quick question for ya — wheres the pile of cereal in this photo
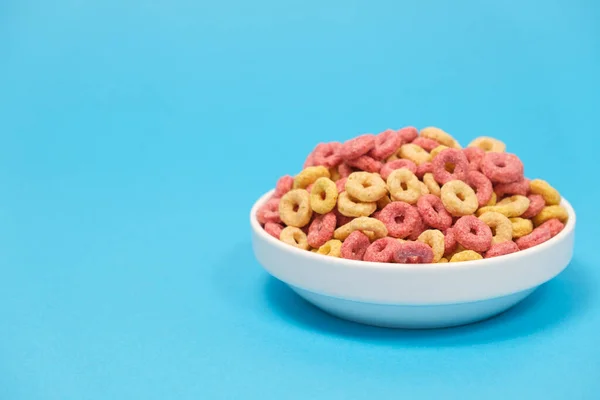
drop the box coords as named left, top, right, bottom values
left=256, top=127, right=568, bottom=263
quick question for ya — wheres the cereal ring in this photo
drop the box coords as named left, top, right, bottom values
left=279, top=189, right=313, bottom=227
left=378, top=201, right=420, bottom=238
left=397, top=126, right=418, bottom=142
left=257, top=197, right=282, bottom=224
left=329, top=167, right=341, bottom=182
left=335, top=177, right=347, bottom=193
left=369, top=129, right=403, bottom=160
left=532, top=205, right=568, bottom=226
left=312, top=142, right=343, bottom=168
left=337, top=191, right=377, bottom=217
left=478, top=211, right=512, bottom=244
left=417, top=229, right=445, bottom=263
left=494, top=178, right=530, bottom=198
left=345, top=172, right=388, bottom=202
left=334, top=217, right=388, bottom=241
left=453, top=215, right=493, bottom=252
left=380, top=159, right=417, bottom=180
left=509, top=217, right=533, bottom=239
left=515, top=226, right=552, bottom=250
left=485, top=241, right=519, bottom=258
left=307, top=212, right=336, bottom=248
left=408, top=212, right=428, bottom=241
left=264, top=222, right=284, bottom=239
left=438, top=258, right=449, bottom=263
left=387, top=168, right=422, bottom=204
left=417, top=194, right=453, bottom=231
left=463, top=146, right=485, bottom=171
left=338, top=163, right=354, bottom=178
left=468, top=136, right=506, bottom=153
left=416, top=162, right=433, bottom=179
left=419, top=181, right=429, bottom=195
left=393, top=242, right=434, bottom=264
left=412, top=137, right=440, bottom=152
left=339, top=134, right=376, bottom=160
left=440, top=180, right=479, bottom=216
left=537, top=218, right=565, bottom=237
left=280, top=226, right=310, bottom=250
left=466, top=170, right=493, bottom=207
left=487, top=192, right=497, bottom=206
left=340, top=231, right=370, bottom=260
left=423, top=173, right=441, bottom=197
left=450, top=250, right=483, bottom=262
left=529, top=179, right=561, bottom=206
left=420, top=127, right=461, bottom=148
left=399, top=143, right=431, bottom=165
left=432, top=148, right=469, bottom=184
left=376, top=194, right=391, bottom=210
left=521, top=194, right=545, bottom=218
left=310, top=177, right=338, bottom=214
left=363, top=237, right=401, bottom=263
left=345, top=154, right=383, bottom=173
left=316, top=239, right=343, bottom=257
left=293, top=166, right=330, bottom=189
left=477, top=195, right=530, bottom=218
left=481, top=152, right=524, bottom=183
left=274, top=175, right=294, bottom=198
left=430, top=145, right=449, bottom=159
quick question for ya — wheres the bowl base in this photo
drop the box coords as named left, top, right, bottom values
left=291, top=286, right=536, bottom=329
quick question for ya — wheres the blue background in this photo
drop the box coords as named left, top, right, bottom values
left=1, top=0, right=599, bottom=399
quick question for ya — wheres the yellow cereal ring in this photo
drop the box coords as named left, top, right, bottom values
left=333, top=217, right=388, bottom=241
left=486, top=192, right=497, bottom=206
left=387, top=168, right=422, bottom=204
left=316, top=239, right=343, bottom=257
left=438, top=257, right=449, bottom=263
left=430, top=145, right=450, bottom=159
left=329, top=167, right=341, bottom=182
left=440, top=180, right=478, bottom=216
left=345, top=172, right=388, bottom=202
left=468, top=136, right=506, bottom=153
left=417, top=229, right=445, bottom=263
left=293, top=166, right=330, bottom=189
left=450, top=250, right=483, bottom=262
left=532, top=205, right=569, bottom=226
left=529, top=179, right=561, bottom=206
left=311, top=248, right=318, bottom=252
left=419, top=181, right=430, bottom=195
left=399, top=143, right=431, bottom=165
left=478, top=211, right=512, bottom=244
left=310, top=177, right=338, bottom=214
left=279, top=189, right=313, bottom=227
left=477, top=195, right=530, bottom=218
left=280, top=226, right=310, bottom=250
left=423, top=173, right=441, bottom=196
left=420, top=127, right=461, bottom=149
left=509, top=217, right=533, bottom=239
left=337, top=191, right=377, bottom=217
left=376, top=194, right=392, bottom=210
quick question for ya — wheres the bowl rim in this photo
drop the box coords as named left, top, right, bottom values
left=250, top=189, right=576, bottom=270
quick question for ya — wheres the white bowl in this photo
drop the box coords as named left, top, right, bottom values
left=250, top=190, right=576, bottom=329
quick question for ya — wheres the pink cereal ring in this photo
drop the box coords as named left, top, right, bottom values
left=432, top=148, right=469, bottom=184
left=369, top=129, right=403, bottom=160
left=339, top=134, right=376, bottom=161
left=453, top=215, right=493, bottom=252
left=256, top=197, right=281, bottom=224
left=378, top=201, right=420, bottom=238
left=481, top=152, right=524, bottom=183
left=494, top=178, right=530, bottom=198
left=520, top=194, right=545, bottom=218
left=516, top=226, right=552, bottom=250
left=274, top=175, right=294, bottom=198
left=338, top=163, right=354, bottom=178
left=408, top=212, right=428, bottom=241
left=417, top=194, right=452, bottom=231
left=335, top=177, right=347, bottom=193
left=485, top=241, right=519, bottom=258
left=393, top=242, right=434, bottom=264
left=340, top=230, right=371, bottom=260
left=363, top=237, right=401, bottom=263
left=416, top=162, right=433, bottom=179
left=345, top=154, right=382, bottom=173
left=397, top=126, right=418, bottom=143
left=412, top=137, right=440, bottom=152
left=537, top=218, right=565, bottom=237
left=444, top=228, right=458, bottom=256
left=264, top=222, right=284, bottom=239
left=307, top=212, right=337, bottom=248
left=466, top=170, right=493, bottom=207
left=312, top=142, right=343, bottom=168
left=463, top=147, right=485, bottom=171
left=380, top=159, right=418, bottom=180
